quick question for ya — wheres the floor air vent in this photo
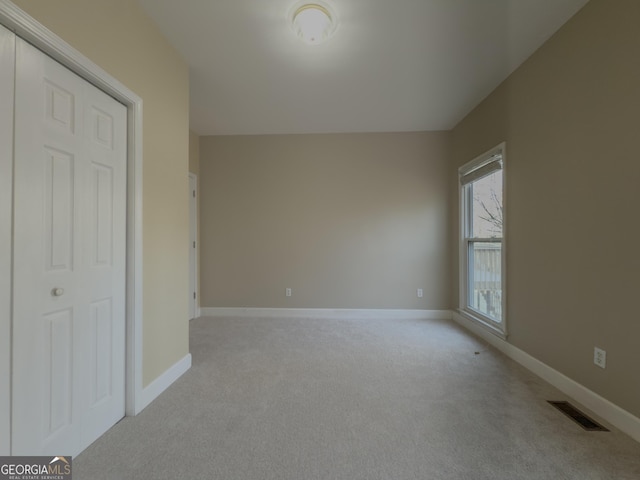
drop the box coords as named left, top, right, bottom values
left=548, top=401, right=609, bottom=432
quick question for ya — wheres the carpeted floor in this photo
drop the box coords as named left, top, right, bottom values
left=75, top=315, right=640, bottom=479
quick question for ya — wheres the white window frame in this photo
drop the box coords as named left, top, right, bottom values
left=458, top=143, right=507, bottom=338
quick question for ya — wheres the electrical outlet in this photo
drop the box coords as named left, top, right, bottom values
left=417, top=288, right=423, bottom=298
left=594, top=347, right=606, bottom=369
left=285, top=288, right=292, bottom=297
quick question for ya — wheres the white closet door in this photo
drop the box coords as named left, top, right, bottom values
left=12, top=38, right=127, bottom=456
left=0, top=23, right=15, bottom=457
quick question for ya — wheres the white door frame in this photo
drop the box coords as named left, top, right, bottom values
left=0, top=0, right=145, bottom=455
left=0, top=22, right=15, bottom=456
left=188, top=173, right=199, bottom=320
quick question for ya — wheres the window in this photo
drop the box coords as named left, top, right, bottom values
left=459, top=144, right=505, bottom=335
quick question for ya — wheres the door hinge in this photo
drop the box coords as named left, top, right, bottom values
left=192, top=190, right=196, bottom=198
left=193, top=241, right=196, bottom=248
left=193, top=292, right=196, bottom=299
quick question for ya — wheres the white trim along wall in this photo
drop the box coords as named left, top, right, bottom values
left=451, top=311, right=640, bottom=444
left=0, top=0, right=153, bottom=455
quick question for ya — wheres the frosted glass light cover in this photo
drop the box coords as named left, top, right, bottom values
left=290, top=3, right=337, bottom=45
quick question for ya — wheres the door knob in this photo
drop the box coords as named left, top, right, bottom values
left=52, top=287, right=65, bottom=297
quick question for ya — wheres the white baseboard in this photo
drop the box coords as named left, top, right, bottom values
left=200, top=307, right=452, bottom=321
left=452, top=311, right=640, bottom=443
left=188, top=307, right=201, bottom=321
left=137, top=353, right=191, bottom=413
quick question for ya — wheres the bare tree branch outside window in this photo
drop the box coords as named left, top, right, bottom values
left=476, top=187, right=503, bottom=233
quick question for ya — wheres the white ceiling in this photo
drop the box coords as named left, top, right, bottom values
left=137, top=0, right=589, bottom=136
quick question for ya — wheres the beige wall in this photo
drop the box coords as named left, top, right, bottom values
left=450, top=0, right=640, bottom=417
left=200, top=133, right=451, bottom=309
left=12, top=0, right=191, bottom=386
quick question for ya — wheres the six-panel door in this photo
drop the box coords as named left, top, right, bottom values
left=12, top=38, right=127, bottom=457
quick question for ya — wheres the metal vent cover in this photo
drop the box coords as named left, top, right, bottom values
left=548, top=401, right=609, bottom=432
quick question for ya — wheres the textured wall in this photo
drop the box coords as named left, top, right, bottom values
left=200, top=132, right=451, bottom=310
left=450, top=0, right=640, bottom=417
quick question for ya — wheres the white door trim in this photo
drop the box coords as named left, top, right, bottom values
left=188, top=173, right=198, bottom=320
left=0, top=22, right=15, bottom=456
left=0, top=1, right=145, bottom=456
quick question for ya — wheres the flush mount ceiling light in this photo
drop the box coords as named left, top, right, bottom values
left=289, top=1, right=338, bottom=45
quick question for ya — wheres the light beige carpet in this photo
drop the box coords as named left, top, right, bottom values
left=75, top=315, right=640, bottom=479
